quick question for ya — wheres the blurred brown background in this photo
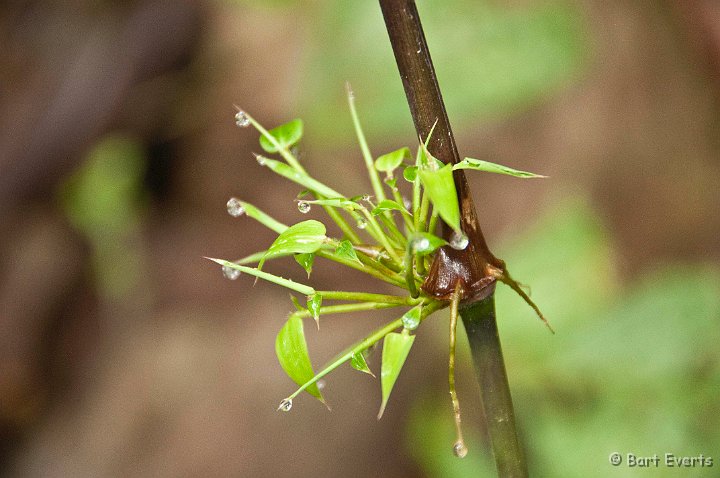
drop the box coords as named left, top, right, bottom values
left=1, top=1, right=719, bottom=477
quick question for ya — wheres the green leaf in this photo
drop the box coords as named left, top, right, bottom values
left=454, top=157, right=546, bottom=178
left=258, top=157, right=342, bottom=198
left=378, top=332, right=415, bottom=418
left=294, top=253, right=314, bottom=278
left=384, top=177, right=398, bottom=188
left=351, top=351, right=375, bottom=377
left=403, top=166, right=418, bottom=182
left=206, top=258, right=316, bottom=295
left=307, top=294, right=322, bottom=325
left=275, top=315, right=324, bottom=402
left=418, top=164, right=460, bottom=231
left=335, top=239, right=363, bottom=266
left=371, top=199, right=409, bottom=216
left=259, top=220, right=327, bottom=270
left=375, top=147, right=411, bottom=175
left=259, top=119, right=303, bottom=153
left=239, top=201, right=288, bottom=234
left=409, top=232, right=448, bottom=256
left=401, top=305, right=422, bottom=331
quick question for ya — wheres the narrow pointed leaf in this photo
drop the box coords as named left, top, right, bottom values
left=259, top=119, right=303, bottom=153
left=275, top=315, right=324, bottom=401
left=378, top=332, right=416, bottom=418
left=294, top=253, right=314, bottom=278
left=206, top=258, right=315, bottom=295
left=351, top=351, right=375, bottom=377
left=371, top=199, right=410, bottom=216
left=453, top=157, right=547, bottom=178
left=418, top=164, right=460, bottom=231
left=259, top=220, right=326, bottom=270
left=335, top=239, right=363, bottom=265
left=375, top=147, right=411, bottom=174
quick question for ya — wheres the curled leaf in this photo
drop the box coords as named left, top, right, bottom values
left=454, top=157, right=546, bottom=178
left=418, top=164, right=460, bottom=232
left=294, top=253, right=314, bottom=278
left=335, top=239, right=363, bottom=266
left=276, top=315, right=324, bottom=402
left=259, top=119, right=304, bottom=153
left=307, top=294, right=323, bottom=326
left=350, top=351, right=375, bottom=377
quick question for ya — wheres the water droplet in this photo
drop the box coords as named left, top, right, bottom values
left=378, top=251, right=390, bottom=261
left=401, top=309, right=421, bottom=330
left=254, top=153, right=267, bottom=166
left=234, top=110, right=250, bottom=127
left=411, top=236, right=431, bottom=253
left=356, top=218, right=367, bottom=229
left=361, top=194, right=372, bottom=202
left=317, top=379, right=326, bottom=390
left=222, top=265, right=241, bottom=280
left=226, top=197, right=245, bottom=217
left=450, top=231, right=469, bottom=250
left=297, top=201, right=311, bottom=214
left=402, top=196, right=412, bottom=210
left=277, top=398, right=293, bottom=412
left=453, top=441, right=468, bottom=458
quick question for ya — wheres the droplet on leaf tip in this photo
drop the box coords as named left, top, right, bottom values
left=277, top=398, right=293, bottom=412
left=453, top=441, right=468, bottom=458
left=450, top=231, right=469, bottom=250
left=317, top=379, right=326, bottom=390
left=222, top=265, right=241, bottom=280
left=234, top=110, right=250, bottom=128
left=226, top=197, right=245, bottom=217
left=297, top=200, right=311, bottom=214
left=254, top=153, right=267, bottom=166
left=410, top=236, right=430, bottom=253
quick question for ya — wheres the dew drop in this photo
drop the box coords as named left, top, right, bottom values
left=226, top=197, right=245, bottom=217
left=222, top=265, right=241, bottom=280
left=277, top=398, right=293, bottom=412
left=402, top=196, right=412, bottom=210
left=401, top=310, right=420, bottom=331
left=234, top=110, right=250, bottom=128
left=411, top=236, right=431, bottom=253
left=356, top=218, right=367, bottom=229
left=297, top=200, right=311, bottom=214
left=317, top=379, right=326, bottom=390
left=361, top=194, right=372, bottom=202
left=255, top=154, right=268, bottom=166
left=453, top=441, right=468, bottom=458
left=450, top=231, right=469, bottom=250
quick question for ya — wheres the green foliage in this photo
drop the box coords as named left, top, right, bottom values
left=379, top=332, right=416, bottom=418
left=351, top=351, right=375, bottom=376
left=275, top=315, right=324, bottom=402
left=214, top=103, right=543, bottom=422
left=454, top=158, right=546, bottom=178
left=418, top=164, right=461, bottom=232
left=259, top=118, right=303, bottom=153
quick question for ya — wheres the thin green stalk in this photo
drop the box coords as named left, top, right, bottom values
left=318, top=291, right=422, bottom=305
left=359, top=207, right=402, bottom=264
left=290, top=302, right=402, bottom=320
left=347, top=83, right=386, bottom=203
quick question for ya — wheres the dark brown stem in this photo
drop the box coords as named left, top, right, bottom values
left=379, top=1, right=527, bottom=476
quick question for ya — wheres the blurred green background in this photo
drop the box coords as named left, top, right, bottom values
left=1, top=0, right=718, bottom=477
